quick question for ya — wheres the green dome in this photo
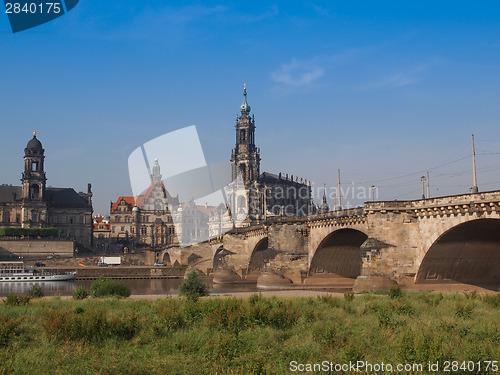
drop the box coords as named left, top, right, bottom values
left=240, top=87, right=251, bottom=114
left=132, top=205, right=139, bottom=212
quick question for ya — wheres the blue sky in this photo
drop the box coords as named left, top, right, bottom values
left=1, top=1, right=500, bottom=214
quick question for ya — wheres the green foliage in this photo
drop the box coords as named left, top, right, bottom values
left=0, top=227, right=58, bottom=237
left=482, top=292, right=500, bottom=307
left=179, top=270, right=209, bottom=301
left=4, top=293, right=30, bottom=306
left=43, top=309, right=139, bottom=342
left=455, top=301, right=474, bottom=319
left=0, top=316, right=22, bottom=347
left=74, top=307, right=85, bottom=314
left=28, top=285, right=44, bottom=298
left=343, top=291, right=354, bottom=302
left=389, top=286, right=403, bottom=299
left=0, top=291, right=498, bottom=373
left=90, top=276, right=131, bottom=298
left=72, top=286, right=89, bottom=300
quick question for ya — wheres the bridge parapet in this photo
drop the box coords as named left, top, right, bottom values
left=365, top=190, right=500, bottom=217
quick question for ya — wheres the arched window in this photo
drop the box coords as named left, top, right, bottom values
left=30, top=184, right=40, bottom=199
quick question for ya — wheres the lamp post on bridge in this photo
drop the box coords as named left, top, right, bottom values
left=421, top=176, right=426, bottom=199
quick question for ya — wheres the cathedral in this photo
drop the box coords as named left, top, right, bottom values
left=227, top=86, right=313, bottom=221
left=0, top=132, right=93, bottom=246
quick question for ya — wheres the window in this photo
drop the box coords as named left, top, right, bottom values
left=121, top=226, right=125, bottom=232
left=53, top=215, right=58, bottom=224
left=31, top=161, right=38, bottom=171
left=78, top=216, right=83, bottom=224
left=115, top=216, right=121, bottom=223
left=69, top=216, right=75, bottom=224
left=30, top=184, right=40, bottom=199
left=2, top=211, right=10, bottom=223
left=62, top=216, right=67, bottom=224
left=112, top=226, right=115, bottom=233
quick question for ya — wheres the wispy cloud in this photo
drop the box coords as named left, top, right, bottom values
left=311, top=5, right=335, bottom=17
left=242, top=5, right=279, bottom=23
left=271, top=58, right=324, bottom=87
left=106, top=5, right=228, bottom=41
left=359, top=63, right=430, bottom=90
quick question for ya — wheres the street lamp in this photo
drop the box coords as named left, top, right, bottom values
left=421, top=176, right=426, bottom=199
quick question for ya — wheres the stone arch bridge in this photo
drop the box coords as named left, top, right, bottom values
left=166, top=191, right=500, bottom=288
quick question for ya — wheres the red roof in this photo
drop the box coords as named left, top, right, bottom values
left=110, top=180, right=179, bottom=213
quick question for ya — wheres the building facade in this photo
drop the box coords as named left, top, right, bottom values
left=109, top=158, right=216, bottom=248
left=0, top=132, right=93, bottom=247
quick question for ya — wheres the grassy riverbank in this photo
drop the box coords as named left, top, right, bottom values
left=0, top=291, right=499, bottom=374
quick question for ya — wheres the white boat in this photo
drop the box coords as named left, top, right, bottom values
left=0, top=262, right=77, bottom=282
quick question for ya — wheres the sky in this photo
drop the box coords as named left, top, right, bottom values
left=1, top=1, right=500, bottom=214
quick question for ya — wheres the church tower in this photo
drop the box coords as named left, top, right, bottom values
left=231, top=85, right=261, bottom=185
left=21, top=131, right=46, bottom=201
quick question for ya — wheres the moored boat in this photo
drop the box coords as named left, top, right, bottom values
left=0, top=262, right=77, bottom=282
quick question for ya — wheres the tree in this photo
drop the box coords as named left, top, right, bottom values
left=179, top=269, right=209, bottom=301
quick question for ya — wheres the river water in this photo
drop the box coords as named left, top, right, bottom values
left=0, top=278, right=259, bottom=297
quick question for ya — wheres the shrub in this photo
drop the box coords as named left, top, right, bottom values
left=482, top=293, right=500, bottom=307
left=179, top=270, right=209, bottom=301
left=155, top=298, right=186, bottom=335
left=0, top=316, right=22, bottom=347
left=455, top=301, right=474, bottom=319
left=72, top=286, right=89, bottom=300
left=4, top=293, right=30, bottom=306
left=74, top=307, right=85, bottom=314
left=90, top=276, right=131, bottom=298
left=344, top=291, right=354, bottom=302
left=44, top=309, right=138, bottom=342
left=28, top=285, right=44, bottom=298
left=389, top=286, right=403, bottom=299
left=0, top=227, right=58, bottom=237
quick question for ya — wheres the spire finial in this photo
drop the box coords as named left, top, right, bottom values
left=240, top=84, right=251, bottom=115
left=33, top=130, right=36, bottom=137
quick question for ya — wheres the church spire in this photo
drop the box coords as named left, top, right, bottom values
left=240, top=84, right=251, bottom=116
left=320, top=184, right=329, bottom=213
left=152, top=158, right=162, bottom=183
left=231, top=85, right=260, bottom=185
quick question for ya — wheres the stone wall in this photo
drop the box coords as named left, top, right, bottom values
left=0, top=240, right=74, bottom=259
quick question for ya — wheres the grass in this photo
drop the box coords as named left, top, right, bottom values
left=0, top=292, right=499, bottom=374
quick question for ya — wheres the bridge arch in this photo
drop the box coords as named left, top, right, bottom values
left=248, top=237, right=275, bottom=271
left=309, top=228, right=368, bottom=278
left=213, top=246, right=236, bottom=269
left=416, top=218, right=500, bottom=286
left=162, top=252, right=171, bottom=265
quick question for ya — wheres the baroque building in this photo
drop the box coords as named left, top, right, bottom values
left=109, top=159, right=178, bottom=248
left=0, top=132, right=93, bottom=247
left=109, top=159, right=214, bottom=248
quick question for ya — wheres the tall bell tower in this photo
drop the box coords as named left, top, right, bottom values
left=21, top=131, right=46, bottom=201
left=231, top=85, right=261, bottom=185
